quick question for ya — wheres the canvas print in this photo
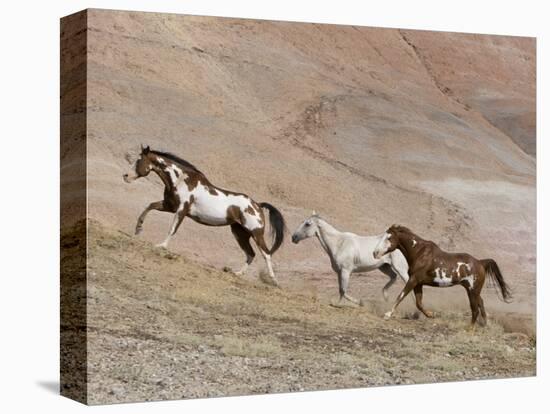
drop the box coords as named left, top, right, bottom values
left=60, top=9, right=536, bottom=405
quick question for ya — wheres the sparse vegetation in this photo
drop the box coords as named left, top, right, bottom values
left=59, top=221, right=538, bottom=404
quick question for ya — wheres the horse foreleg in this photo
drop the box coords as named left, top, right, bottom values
left=413, top=285, right=433, bottom=318
left=156, top=207, right=187, bottom=249
left=384, top=278, right=417, bottom=320
left=135, top=201, right=166, bottom=235
left=336, top=269, right=360, bottom=306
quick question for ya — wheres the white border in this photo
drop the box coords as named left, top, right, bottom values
left=0, top=1, right=546, bottom=413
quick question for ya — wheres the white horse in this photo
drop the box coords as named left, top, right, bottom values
left=292, top=213, right=409, bottom=306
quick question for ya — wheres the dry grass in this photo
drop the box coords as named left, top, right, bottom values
left=73, top=221, right=536, bottom=404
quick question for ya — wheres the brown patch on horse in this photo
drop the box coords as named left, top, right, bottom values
left=250, top=226, right=270, bottom=254
left=226, top=205, right=242, bottom=224
left=245, top=205, right=257, bottom=216
left=183, top=174, right=201, bottom=192
left=162, top=188, right=180, bottom=213
left=230, top=223, right=255, bottom=260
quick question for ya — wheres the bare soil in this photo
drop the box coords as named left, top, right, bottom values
left=74, top=221, right=535, bottom=405
left=59, top=10, right=536, bottom=404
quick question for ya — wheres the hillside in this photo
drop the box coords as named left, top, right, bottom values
left=76, top=221, right=533, bottom=404
left=73, top=10, right=536, bottom=321
left=59, top=9, right=536, bottom=403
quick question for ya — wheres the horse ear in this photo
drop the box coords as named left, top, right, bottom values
left=312, top=210, right=317, bottom=216
left=142, top=145, right=150, bottom=154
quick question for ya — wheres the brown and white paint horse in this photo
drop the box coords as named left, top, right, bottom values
left=373, top=225, right=512, bottom=326
left=123, top=146, right=286, bottom=286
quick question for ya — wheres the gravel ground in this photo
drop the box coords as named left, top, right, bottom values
left=64, top=222, right=536, bottom=404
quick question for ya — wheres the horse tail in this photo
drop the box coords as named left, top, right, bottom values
left=259, top=202, right=286, bottom=255
left=482, top=259, right=512, bottom=303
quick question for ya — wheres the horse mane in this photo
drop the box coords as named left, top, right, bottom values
left=390, top=224, right=432, bottom=245
left=150, top=150, right=203, bottom=174
left=390, top=224, right=417, bottom=238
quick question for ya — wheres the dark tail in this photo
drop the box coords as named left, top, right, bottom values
left=482, top=259, right=512, bottom=303
left=260, top=202, right=286, bottom=255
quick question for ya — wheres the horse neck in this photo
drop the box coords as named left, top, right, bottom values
left=151, top=164, right=175, bottom=189
left=396, top=232, right=419, bottom=267
left=315, top=220, right=342, bottom=256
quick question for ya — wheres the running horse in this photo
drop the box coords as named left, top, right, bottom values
left=373, top=225, right=512, bottom=326
left=292, top=213, right=409, bottom=306
left=123, top=146, right=286, bottom=286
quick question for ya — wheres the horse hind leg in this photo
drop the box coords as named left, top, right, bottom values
left=378, top=264, right=398, bottom=301
left=251, top=229, right=279, bottom=287
left=466, top=289, right=481, bottom=329
left=478, top=296, right=487, bottom=327
left=230, top=224, right=255, bottom=276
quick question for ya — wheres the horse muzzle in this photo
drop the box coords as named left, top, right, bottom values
left=291, top=234, right=300, bottom=244
left=123, top=173, right=136, bottom=183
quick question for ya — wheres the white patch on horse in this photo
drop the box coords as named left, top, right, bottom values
left=184, top=184, right=262, bottom=230
left=166, top=165, right=182, bottom=184
left=411, top=239, right=417, bottom=247
left=463, top=275, right=475, bottom=290
left=376, top=232, right=392, bottom=257
left=434, top=267, right=453, bottom=286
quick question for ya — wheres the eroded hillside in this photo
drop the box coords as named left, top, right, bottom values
left=77, top=221, right=534, bottom=404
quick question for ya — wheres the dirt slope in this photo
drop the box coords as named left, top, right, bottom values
left=58, top=10, right=537, bottom=402
left=78, top=222, right=533, bottom=404
left=75, top=10, right=536, bottom=323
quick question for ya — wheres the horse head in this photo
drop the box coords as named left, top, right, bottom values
left=291, top=211, right=321, bottom=244
left=123, top=145, right=154, bottom=183
left=373, top=225, right=402, bottom=259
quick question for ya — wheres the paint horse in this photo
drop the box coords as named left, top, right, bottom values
left=292, top=213, right=409, bottom=306
left=123, top=146, right=286, bottom=286
left=373, top=225, right=512, bottom=326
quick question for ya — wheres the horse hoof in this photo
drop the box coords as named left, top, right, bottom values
left=135, top=227, right=142, bottom=235
left=383, top=312, right=392, bottom=320
left=359, top=299, right=366, bottom=307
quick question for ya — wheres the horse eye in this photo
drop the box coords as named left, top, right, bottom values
left=305, top=222, right=311, bottom=227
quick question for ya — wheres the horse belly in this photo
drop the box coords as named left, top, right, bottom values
left=188, top=193, right=231, bottom=226
left=353, top=264, right=380, bottom=273
left=431, top=267, right=455, bottom=287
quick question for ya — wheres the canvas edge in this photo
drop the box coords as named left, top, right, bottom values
left=60, top=8, right=88, bottom=405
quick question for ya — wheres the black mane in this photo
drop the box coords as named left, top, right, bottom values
left=151, top=150, right=203, bottom=174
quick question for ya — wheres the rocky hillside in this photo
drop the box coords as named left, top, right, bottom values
left=79, top=221, right=534, bottom=404
left=65, top=10, right=535, bottom=321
